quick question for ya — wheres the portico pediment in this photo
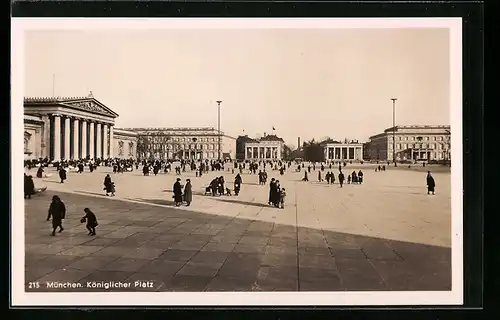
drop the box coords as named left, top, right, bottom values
left=61, top=99, right=118, bottom=118
left=24, top=96, right=119, bottom=119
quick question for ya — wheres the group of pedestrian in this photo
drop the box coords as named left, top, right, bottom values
left=46, top=195, right=98, bottom=236
left=258, top=170, right=268, bottom=185
left=268, top=178, right=286, bottom=209
left=173, top=178, right=193, bottom=206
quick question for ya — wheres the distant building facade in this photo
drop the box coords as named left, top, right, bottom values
left=118, top=127, right=236, bottom=160
left=113, top=129, right=138, bottom=159
left=244, top=134, right=285, bottom=161
left=365, top=125, right=451, bottom=162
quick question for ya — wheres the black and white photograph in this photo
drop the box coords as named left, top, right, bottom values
left=11, top=18, right=463, bottom=306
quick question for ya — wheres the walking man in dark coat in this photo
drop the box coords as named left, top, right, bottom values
left=47, top=195, right=66, bottom=236
left=173, top=178, right=183, bottom=206
left=358, top=170, right=364, bottom=184
left=338, top=171, right=345, bottom=188
left=426, top=171, right=436, bottom=195
left=58, top=167, right=67, bottom=183
left=24, top=174, right=35, bottom=199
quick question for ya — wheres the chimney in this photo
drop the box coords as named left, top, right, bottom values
left=298, top=137, right=301, bottom=150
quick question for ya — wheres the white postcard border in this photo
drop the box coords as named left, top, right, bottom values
left=11, top=18, right=463, bottom=306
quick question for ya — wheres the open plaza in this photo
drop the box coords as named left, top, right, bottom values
left=24, top=163, right=451, bottom=292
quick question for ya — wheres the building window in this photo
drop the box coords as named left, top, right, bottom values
left=398, top=136, right=402, bottom=141
left=423, top=143, right=427, bottom=148
left=404, top=136, right=408, bottom=141
left=397, top=144, right=401, bottom=150
left=432, top=136, right=436, bottom=141
left=439, top=136, right=443, bottom=141
left=424, top=136, right=429, bottom=141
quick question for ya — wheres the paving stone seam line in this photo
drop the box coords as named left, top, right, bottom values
left=294, top=182, right=300, bottom=291
left=194, top=199, right=252, bottom=291
left=365, top=258, right=390, bottom=290
left=320, top=226, right=344, bottom=289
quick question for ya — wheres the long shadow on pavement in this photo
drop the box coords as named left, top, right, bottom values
left=24, top=191, right=451, bottom=293
left=207, top=197, right=272, bottom=208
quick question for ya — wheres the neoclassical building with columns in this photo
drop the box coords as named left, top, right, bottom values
left=23, top=95, right=120, bottom=161
left=323, top=142, right=364, bottom=161
left=244, top=134, right=285, bottom=161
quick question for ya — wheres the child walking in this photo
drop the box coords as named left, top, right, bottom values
left=81, top=208, right=99, bottom=236
left=279, top=188, right=286, bottom=209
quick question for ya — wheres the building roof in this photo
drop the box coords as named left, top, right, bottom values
left=237, top=135, right=259, bottom=143
left=259, top=134, right=284, bottom=142
left=116, top=127, right=236, bottom=139
left=383, top=125, right=451, bottom=133
left=24, top=96, right=119, bottom=118
left=319, top=138, right=342, bottom=145
left=121, top=127, right=218, bottom=132
left=113, top=128, right=139, bottom=137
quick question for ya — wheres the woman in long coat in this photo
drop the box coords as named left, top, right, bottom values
left=218, top=176, right=225, bottom=196
left=104, top=174, right=113, bottom=196
left=24, top=174, right=35, bottom=199
left=426, top=171, right=436, bottom=195
left=47, top=195, right=66, bottom=236
left=268, top=178, right=276, bottom=204
left=173, top=178, right=183, bottom=206
left=36, top=166, right=44, bottom=178
left=358, top=170, right=364, bottom=184
left=183, top=179, right=193, bottom=206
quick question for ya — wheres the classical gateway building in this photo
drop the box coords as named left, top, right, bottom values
left=118, top=127, right=237, bottom=161
left=323, top=142, right=364, bottom=161
left=23, top=95, right=120, bottom=161
left=244, top=134, right=285, bottom=161
left=364, top=125, right=451, bottom=162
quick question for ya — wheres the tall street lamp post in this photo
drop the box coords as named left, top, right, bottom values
left=216, top=100, right=222, bottom=161
left=391, top=98, right=398, bottom=166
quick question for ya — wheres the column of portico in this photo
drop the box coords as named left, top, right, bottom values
left=96, top=123, right=102, bottom=159
left=109, top=125, right=114, bottom=158
left=102, top=124, right=109, bottom=159
left=73, top=118, right=79, bottom=159
left=53, top=114, right=61, bottom=161
left=81, top=120, right=87, bottom=158
left=63, top=117, right=70, bottom=160
left=89, top=122, right=95, bottom=159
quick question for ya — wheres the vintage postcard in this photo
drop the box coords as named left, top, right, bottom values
left=11, top=18, right=463, bottom=306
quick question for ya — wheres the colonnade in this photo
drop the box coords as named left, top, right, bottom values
left=245, top=145, right=281, bottom=160
left=51, top=113, right=114, bottom=161
left=325, top=146, right=362, bottom=161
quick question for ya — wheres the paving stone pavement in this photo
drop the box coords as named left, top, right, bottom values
left=23, top=164, right=452, bottom=292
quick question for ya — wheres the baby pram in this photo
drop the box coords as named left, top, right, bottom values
left=204, top=186, right=212, bottom=195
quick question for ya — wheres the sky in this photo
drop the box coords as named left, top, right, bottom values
left=24, top=27, right=450, bottom=148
